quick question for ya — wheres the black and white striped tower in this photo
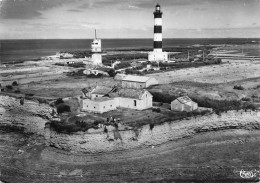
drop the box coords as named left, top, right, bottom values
left=153, top=3, right=163, bottom=53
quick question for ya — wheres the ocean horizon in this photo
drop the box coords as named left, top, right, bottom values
left=1, top=38, right=259, bottom=63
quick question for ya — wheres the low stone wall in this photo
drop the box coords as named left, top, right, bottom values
left=45, top=110, right=260, bottom=153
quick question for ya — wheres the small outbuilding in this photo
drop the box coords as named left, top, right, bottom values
left=122, top=75, right=158, bottom=89
left=171, top=96, right=198, bottom=112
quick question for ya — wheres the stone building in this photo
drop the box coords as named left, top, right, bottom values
left=171, top=96, right=198, bottom=112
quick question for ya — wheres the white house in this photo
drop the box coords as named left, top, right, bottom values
left=122, top=75, right=158, bottom=89
left=81, top=97, right=117, bottom=113
left=81, top=86, right=153, bottom=113
left=171, top=96, right=198, bottom=112
left=111, top=88, right=153, bottom=110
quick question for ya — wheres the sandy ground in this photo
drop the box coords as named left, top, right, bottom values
left=148, top=61, right=260, bottom=84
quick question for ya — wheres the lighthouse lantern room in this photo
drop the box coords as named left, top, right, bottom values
left=91, top=29, right=101, bottom=53
left=91, top=29, right=102, bottom=65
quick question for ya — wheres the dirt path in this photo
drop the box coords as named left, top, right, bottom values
left=0, top=129, right=259, bottom=182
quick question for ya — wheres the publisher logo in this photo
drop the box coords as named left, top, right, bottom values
left=238, top=169, right=259, bottom=179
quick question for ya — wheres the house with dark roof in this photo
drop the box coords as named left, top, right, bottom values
left=122, top=75, right=158, bottom=89
left=90, top=86, right=114, bottom=99
left=81, top=86, right=153, bottom=113
left=171, top=96, right=198, bottom=112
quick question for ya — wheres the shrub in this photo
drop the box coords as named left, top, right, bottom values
left=12, top=81, right=18, bottom=86
left=56, top=103, right=71, bottom=115
left=108, top=69, right=116, bottom=77
left=54, top=98, right=64, bottom=106
left=242, top=102, right=257, bottom=111
left=14, top=90, right=20, bottom=93
left=233, top=85, right=244, bottom=90
left=125, top=69, right=142, bottom=75
left=67, top=63, right=86, bottom=68
left=25, top=93, right=34, bottom=97
left=241, top=97, right=250, bottom=101
left=114, top=62, right=131, bottom=70
left=96, top=73, right=103, bottom=77
left=152, top=108, right=161, bottom=113
left=150, top=92, right=178, bottom=103
left=38, top=98, right=48, bottom=105
left=87, top=73, right=103, bottom=78
left=93, top=120, right=103, bottom=126
left=6, top=85, right=13, bottom=90
left=50, top=118, right=100, bottom=134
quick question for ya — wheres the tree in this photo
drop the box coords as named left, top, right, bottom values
left=108, top=69, right=116, bottom=77
left=12, top=81, right=18, bottom=86
left=56, top=103, right=71, bottom=115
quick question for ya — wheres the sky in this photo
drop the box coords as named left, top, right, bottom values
left=0, top=0, right=259, bottom=39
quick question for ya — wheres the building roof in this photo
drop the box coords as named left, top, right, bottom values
left=176, top=96, right=192, bottom=104
left=89, top=86, right=151, bottom=100
left=114, top=73, right=127, bottom=81
left=109, top=88, right=150, bottom=100
left=91, top=86, right=113, bottom=95
left=93, top=97, right=114, bottom=102
left=122, top=75, right=151, bottom=83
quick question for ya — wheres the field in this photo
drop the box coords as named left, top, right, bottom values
left=148, top=61, right=260, bottom=84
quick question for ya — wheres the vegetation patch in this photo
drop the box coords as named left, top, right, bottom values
left=50, top=115, right=104, bottom=134
left=233, top=85, right=244, bottom=90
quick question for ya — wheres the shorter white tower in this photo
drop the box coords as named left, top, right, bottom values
left=91, top=29, right=101, bottom=53
left=91, top=30, right=102, bottom=65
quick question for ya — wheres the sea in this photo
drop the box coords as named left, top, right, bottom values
left=0, top=38, right=259, bottom=64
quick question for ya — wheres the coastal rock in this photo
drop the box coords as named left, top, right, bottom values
left=0, top=95, right=53, bottom=135
left=45, top=110, right=260, bottom=153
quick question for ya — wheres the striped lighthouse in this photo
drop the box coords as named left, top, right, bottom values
left=148, top=4, right=168, bottom=62
left=153, top=4, right=163, bottom=53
